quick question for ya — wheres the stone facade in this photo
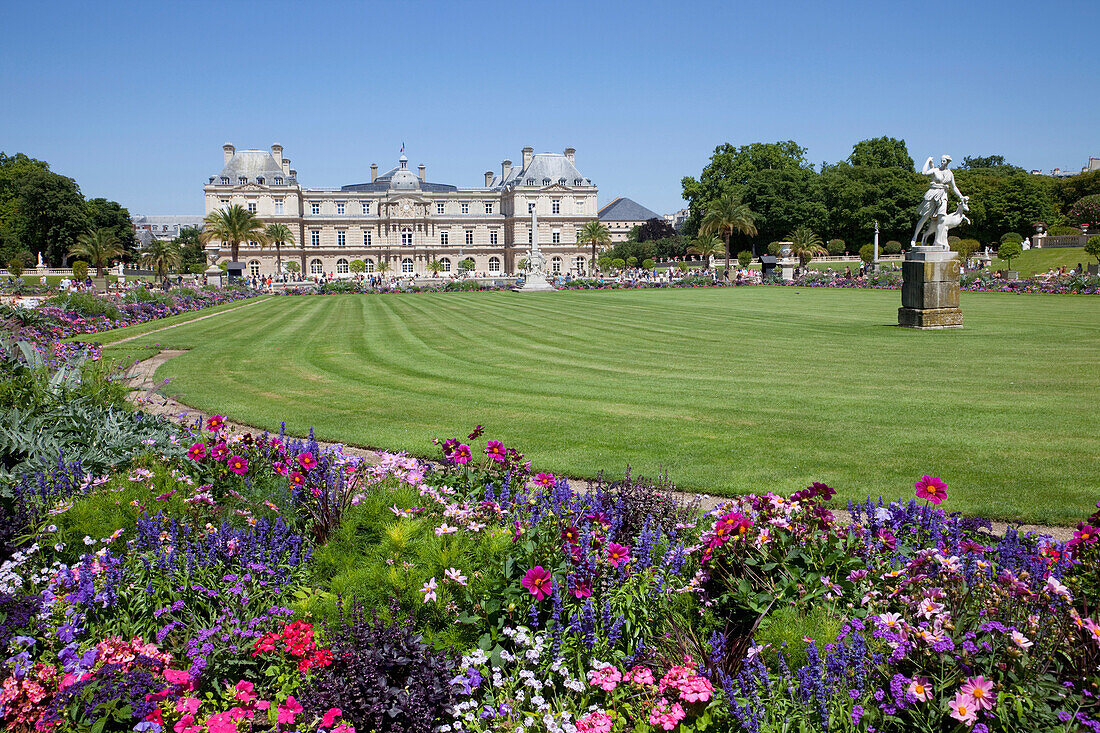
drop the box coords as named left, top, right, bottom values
left=203, top=144, right=598, bottom=278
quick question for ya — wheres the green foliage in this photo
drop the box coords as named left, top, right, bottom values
left=0, top=153, right=90, bottom=266
left=140, top=238, right=182, bottom=278
left=737, top=250, right=753, bottom=267
left=610, top=258, right=626, bottom=270
left=1047, top=225, right=1082, bottom=236
left=176, top=226, right=205, bottom=271
left=826, top=238, right=845, bottom=256
left=883, top=240, right=902, bottom=255
left=200, top=203, right=268, bottom=263
left=959, top=154, right=1026, bottom=175
left=766, top=241, right=781, bottom=256
left=1069, top=194, right=1100, bottom=226
left=285, top=260, right=300, bottom=273
left=46, top=291, right=122, bottom=319
left=458, top=258, right=475, bottom=272
left=687, top=236, right=724, bottom=264
left=1086, top=236, right=1100, bottom=264
left=69, top=228, right=125, bottom=277
left=85, top=197, right=136, bottom=254
left=640, top=258, right=655, bottom=271
left=71, top=260, right=88, bottom=280
left=349, top=259, right=365, bottom=273
left=859, top=243, right=874, bottom=263
left=787, top=226, right=826, bottom=266
left=847, top=136, right=914, bottom=171
left=6, top=257, right=24, bottom=278
left=951, top=238, right=981, bottom=260
left=998, top=240, right=1023, bottom=268
left=1000, top=231, right=1024, bottom=244
left=606, top=240, right=655, bottom=267
left=755, top=604, right=846, bottom=669
left=636, top=217, right=676, bottom=242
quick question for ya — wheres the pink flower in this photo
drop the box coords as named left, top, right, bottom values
left=332, top=725, right=355, bottom=733
left=187, top=442, right=206, bottom=461
left=534, top=472, right=555, bottom=487
left=908, top=676, right=933, bottom=702
left=878, top=528, right=897, bottom=550
left=277, top=696, right=303, bottom=725
left=960, top=676, right=995, bottom=711
left=575, top=710, right=613, bottom=733
left=176, top=697, right=201, bottom=714
left=210, top=441, right=229, bottom=462
left=914, top=474, right=947, bottom=504
left=289, top=471, right=305, bottom=488
left=1084, top=618, right=1100, bottom=647
left=648, top=698, right=686, bottom=731
left=571, top=579, right=592, bottom=598
left=631, top=666, right=656, bottom=685
left=322, top=708, right=343, bottom=727
left=485, top=440, right=506, bottom=462
left=164, top=669, right=191, bottom=687
left=271, top=460, right=288, bottom=476
left=452, top=444, right=472, bottom=464
left=948, top=691, right=977, bottom=726
left=606, top=543, right=631, bottom=568
left=1009, top=630, right=1032, bottom=649
left=173, top=714, right=197, bottom=733
left=420, top=577, right=438, bottom=603
left=297, top=452, right=317, bottom=470
left=522, top=566, right=553, bottom=600
left=227, top=455, right=248, bottom=475
left=233, top=680, right=255, bottom=703
left=206, top=415, right=225, bottom=432
left=587, top=665, right=623, bottom=691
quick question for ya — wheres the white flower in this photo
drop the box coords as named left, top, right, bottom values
left=83, top=536, right=96, bottom=546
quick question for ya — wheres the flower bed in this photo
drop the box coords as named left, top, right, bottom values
left=0, top=399, right=1097, bottom=733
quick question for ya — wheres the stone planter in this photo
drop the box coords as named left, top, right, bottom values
left=1006, top=270, right=1019, bottom=281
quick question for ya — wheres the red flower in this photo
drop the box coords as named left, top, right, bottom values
left=206, top=415, right=225, bottom=432
left=522, top=566, right=553, bottom=600
left=187, top=442, right=206, bottom=461
left=227, top=455, right=248, bottom=475
left=289, top=471, right=305, bottom=488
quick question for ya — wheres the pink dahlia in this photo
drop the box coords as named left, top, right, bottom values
left=297, top=452, right=317, bottom=470
left=485, top=440, right=506, bottom=462
left=960, top=676, right=995, bottom=711
left=521, top=566, right=553, bottom=600
left=187, top=442, right=207, bottom=461
left=914, top=475, right=947, bottom=504
left=607, top=543, right=631, bottom=568
left=534, top=472, right=555, bottom=487
left=452, top=444, right=472, bottom=465
left=227, top=456, right=248, bottom=476
left=210, top=442, right=229, bottom=462
left=206, top=415, right=225, bottom=432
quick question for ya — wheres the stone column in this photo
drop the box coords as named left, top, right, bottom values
left=898, top=247, right=963, bottom=329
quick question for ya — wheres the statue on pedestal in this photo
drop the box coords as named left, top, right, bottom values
left=910, top=155, right=968, bottom=250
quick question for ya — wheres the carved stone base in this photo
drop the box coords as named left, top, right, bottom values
left=515, top=272, right=555, bottom=292
left=898, top=307, right=963, bottom=329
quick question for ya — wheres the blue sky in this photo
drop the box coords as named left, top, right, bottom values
left=2, top=0, right=1096, bottom=216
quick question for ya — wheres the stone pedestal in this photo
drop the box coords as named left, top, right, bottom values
left=516, top=271, right=555, bottom=292
left=898, top=247, right=963, bottom=329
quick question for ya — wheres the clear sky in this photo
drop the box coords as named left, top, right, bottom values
left=2, top=0, right=1097, bottom=216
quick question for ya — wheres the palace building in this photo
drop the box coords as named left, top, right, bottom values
left=203, top=143, right=599, bottom=278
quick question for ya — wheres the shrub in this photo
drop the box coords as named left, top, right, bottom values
left=44, top=292, right=122, bottom=320
left=883, top=240, right=902, bottom=255
left=766, top=241, right=781, bottom=256
left=1000, top=231, right=1024, bottom=244
left=737, top=250, right=753, bottom=268
left=755, top=604, right=846, bottom=669
left=997, top=240, right=1023, bottom=268
left=859, top=244, right=874, bottom=263
left=72, top=261, right=89, bottom=280
left=1068, top=194, right=1100, bottom=226
left=641, top=258, right=655, bottom=270
left=305, top=601, right=457, bottom=733
left=611, top=258, right=626, bottom=270
left=1047, top=225, right=1082, bottom=236
left=951, top=238, right=981, bottom=260
left=592, top=467, right=693, bottom=539
left=826, top=238, right=845, bottom=256
left=349, top=259, right=366, bottom=273
left=7, top=258, right=25, bottom=279
left=1086, top=235, right=1100, bottom=264
left=676, top=261, right=688, bottom=272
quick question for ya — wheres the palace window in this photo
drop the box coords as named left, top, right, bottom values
left=310, top=230, right=320, bottom=247
left=274, top=198, right=284, bottom=214
left=249, top=260, right=261, bottom=278
left=490, top=230, right=498, bottom=245
left=485, top=202, right=493, bottom=214
left=465, top=230, right=473, bottom=246
left=574, top=256, right=586, bottom=272
left=258, top=177, right=266, bottom=185
left=337, top=202, right=345, bottom=215
left=461, top=203, right=469, bottom=214
left=336, top=258, right=349, bottom=274
left=575, top=198, right=585, bottom=210
left=220, top=199, right=229, bottom=207
left=552, top=199, right=560, bottom=214
left=274, top=176, right=283, bottom=185
left=247, top=201, right=257, bottom=214
left=362, top=201, right=371, bottom=214
left=440, top=231, right=448, bottom=246
left=528, top=202, right=535, bottom=213
left=488, top=256, right=501, bottom=272
left=401, top=228, right=413, bottom=246
left=238, top=177, right=248, bottom=185
left=558, top=178, right=566, bottom=185
left=337, top=231, right=346, bottom=247
left=440, top=257, right=451, bottom=272
left=551, top=256, right=563, bottom=274
left=248, top=240, right=257, bottom=248
left=401, top=258, right=414, bottom=274
left=542, top=178, right=551, bottom=185
left=526, top=178, right=534, bottom=185
left=309, top=259, right=323, bottom=275
left=552, top=230, right=561, bottom=244
left=221, top=177, right=230, bottom=185
left=437, top=202, right=445, bottom=214
left=363, top=231, right=371, bottom=246
left=311, top=202, right=320, bottom=215
left=365, top=258, right=375, bottom=273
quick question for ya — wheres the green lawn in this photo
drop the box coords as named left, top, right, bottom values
left=991, top=247, right=1093, bottom=276
left=97, top=288, right=1100, bottom=524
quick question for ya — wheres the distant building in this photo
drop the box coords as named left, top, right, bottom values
left=664, top=208, right=689, bottom=232
left=597, top=197, right=661, bottom=243
left=1089, top=157, right=1100, bottom=172
left=132, top=215, right=204, bottom=248
left=202, top=143, right=598, bottom=277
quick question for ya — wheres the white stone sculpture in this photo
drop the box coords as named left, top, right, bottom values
left=911, top=155, right=968, bottom=250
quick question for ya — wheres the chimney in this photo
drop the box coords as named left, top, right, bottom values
left=418, top=164, right=425, bottom=181
left=522, top=146, right=534, bottom=170
left=371, top=163, right=378, bottom=182
left=281, top=158, right=291, bottom=175
left=289, top=169, right=297, bottom=180
left=223, top=142, right=235, bottom=164
left=564, top=147, right=575, bottom=165
left=502, top=159, right=512, bottom=181
left=484, top=170, right=494, bottom=186
left=271, top=143, right=283, bottom=165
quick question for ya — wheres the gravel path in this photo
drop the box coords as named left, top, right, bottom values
left=122, top=344, right=1074, bottom=542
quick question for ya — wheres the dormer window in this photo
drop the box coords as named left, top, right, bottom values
left=558, top=178, right=567, bottom=185
left=527, top=178, right=534, bottom=185
left=574, top=178, right=582, bottom=185
left=256, top=177, right=265, bottom=184
left=274, top=176, right=283, bottom=185
left=238, top=177, right=247, bottom=185
left=221, top=177, right=230, bottom=185
left=543, top=178, right=551, bottom=185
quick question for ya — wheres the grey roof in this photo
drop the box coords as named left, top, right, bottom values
left=491, top=152, right=592, bottom=189
left=215, top=150, right=287, bottom=182
left=132, top=215, right=205, bottom=226
left=341, top=155, right=458, bottom=193
left=598, top=197, right=661, bottom=222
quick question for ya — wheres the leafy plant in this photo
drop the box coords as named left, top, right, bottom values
left=998, top=240, right=1023, bottom=269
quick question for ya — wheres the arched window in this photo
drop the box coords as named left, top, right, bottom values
left=440, top=257, right=451, bottom=272
left=249, top=260, right=261, bottom=278
left=274, top=176, right=283, bottom=185
left=488, top=257, right=501, bottom=272
left=364, top=259, right=375, bottom=273
left=401, top=258, right=414, bottom=274
left=401, top=227, right=413, bottom=246
left=309, top=259, right=324, bottom=275
left=573, top=256, right=586, bottom=273
left=336, top=258, right=349, bottom=274
left=551, top=256, right=563, bottom=274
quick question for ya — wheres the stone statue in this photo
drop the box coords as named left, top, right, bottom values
left=911, top=155, right=967, bottom=250
left=1022, top=237, right=1031, bottom=250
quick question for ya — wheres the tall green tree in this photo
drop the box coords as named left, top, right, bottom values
left=263, top=222, right=295, bottom=273
left=959, top=155, right=1026, bottom=175
left=8, top=168, right=89, bottom=266
left=820, top=165, right=924, bottom=245
left=700, top=193, right=758, bottom=269
left=738, top=170, right=819, bottom=250
left=199, top=204, right=267, bottom=263
left=86, top=198, right=136, bottom=255
left=140, top=238, right=182, bottom=278
left=848, top=137, right=915, bottom=171
left=69, top=228, right=125, bottom=277
left=577, top=221, right=611, bottom=272
left=177, top=226, right=205, bottom=272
